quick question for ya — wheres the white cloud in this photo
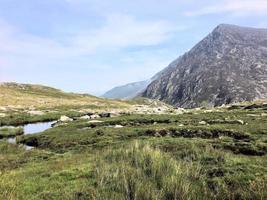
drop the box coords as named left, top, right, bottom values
left=71, top=14, right=178, bottom=53
left=185, top=0, right=267, bottom=16
left=0, top=14, right=176, bottom=59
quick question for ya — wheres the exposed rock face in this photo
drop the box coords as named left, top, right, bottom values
left=142, top=24, right=267, bottom=108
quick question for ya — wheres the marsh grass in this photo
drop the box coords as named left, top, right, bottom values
left=0, top=103, right=266, bottom=199
left=92, top=141, right=200, bottom=200
left=0, top=126, right=24, bottom=138
left=91, top=141, right=267, bottom=200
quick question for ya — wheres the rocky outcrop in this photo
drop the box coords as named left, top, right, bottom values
left=142, top=24, right=267, bottom=108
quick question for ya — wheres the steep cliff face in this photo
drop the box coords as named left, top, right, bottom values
left=142, top=24, right=267, bottom=108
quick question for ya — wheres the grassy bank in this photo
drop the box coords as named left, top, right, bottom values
left=0, top=127, right=24, bottom=139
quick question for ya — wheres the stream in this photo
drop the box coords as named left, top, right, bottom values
left=2, top=121, right=56, bottom=150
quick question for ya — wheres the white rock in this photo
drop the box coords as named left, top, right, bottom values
left=199, top=121, right=207, bottom=125
left=0, top=107, right=7, bottom=111
left=114, top=125, right=123, bottom=128
left=0, top=113, right=6, bottom=117
left=236, top=120, right=244, bottom=125
left=90, top=114, right=100, bottom=119
left=80, top=115, right=91, bottom=120
left=203, top=110, right=213, bottom=113
left=28, top=110, right=44, bottom=115
left=59, top=115, right=73, bottom=122
left=175, top=109, right=184, bottom=114
left=247, top=114, right=260, bottom=117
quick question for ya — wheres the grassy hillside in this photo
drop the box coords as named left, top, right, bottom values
left=0, top=83, right=179, bottom=126
left=0, top=82, right=129, bottom=110
left=0, top=82, right=134, bottom=126
left=0, top=101, right=266, bottom=199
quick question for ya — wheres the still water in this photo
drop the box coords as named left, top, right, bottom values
left=4, top=121, right=55, bottom=150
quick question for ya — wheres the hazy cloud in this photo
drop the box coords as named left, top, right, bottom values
left=185, top=0, right=267, bottom=17
left=0, top=14, right=176, bottom=59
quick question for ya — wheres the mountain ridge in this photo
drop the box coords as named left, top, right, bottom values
left=142, top=24, right=267, bottom=108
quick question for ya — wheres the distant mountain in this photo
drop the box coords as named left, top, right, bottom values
left=102, top=58, right=180, bottom=100
left=102, top=80, right=150, bottom=99
left=142, top=24, right=267, bottom=108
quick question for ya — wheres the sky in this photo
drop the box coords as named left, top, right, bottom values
left=0, top=0, right=267, bottom=95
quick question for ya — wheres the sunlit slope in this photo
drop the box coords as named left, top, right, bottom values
left=0, top=82, right=129, bottom=109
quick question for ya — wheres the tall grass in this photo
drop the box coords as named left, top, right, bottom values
left=91, top=141, right=267, bottom=200
left=93, top=141, right=203, bottom=200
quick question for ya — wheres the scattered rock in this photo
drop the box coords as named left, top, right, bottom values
left=80, top=115, right=91, bottom=120
left=199, top=121, right=207, bottom=125
left=90, top=114, right=100, bottom=119
left=114, top=125, right=124, bottom=128
left=246, top=114, right=260, bottom=117
left=179, top=124, right=184, bottom=127
left=0, top=106, right=7, bottom=111
left=203, top=110, right=214, bottom=113
left=28, top=110, right=44, bottom=115
left=59, top=115, right=73, bottom=122
left=0, top=113, right=6, bottom=117
left=236, top=120, right=244, bottom=125
left=175, top=108, right=185, bottom=114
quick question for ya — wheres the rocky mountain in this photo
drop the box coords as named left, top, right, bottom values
left=102, top=80, right=150, bottom=99
left=142, top=24, right=267, bottom=108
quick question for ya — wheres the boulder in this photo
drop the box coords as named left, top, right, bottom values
left=90, top=114, right=100, bottom=119
left=199, top=121, right=207, bottom=125
left=28, top=110, right=44, bottom=116
left=0, top=113, right=6, bottom=117
left=114, top=125, right=123, bottom=128
left=236, top=120, right=244, bottom=125
left=80, top=115, right=91, bottom=120
left=59, top=115, right=73, bottom=122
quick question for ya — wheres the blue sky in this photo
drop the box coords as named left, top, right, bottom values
left=0, top=0, right=267, bottom=95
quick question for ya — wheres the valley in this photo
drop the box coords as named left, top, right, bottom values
left=0, top=83, right=266, bottom=199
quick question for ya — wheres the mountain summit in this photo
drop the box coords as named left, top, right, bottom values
left=142, top=24, right=267, bottom=108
